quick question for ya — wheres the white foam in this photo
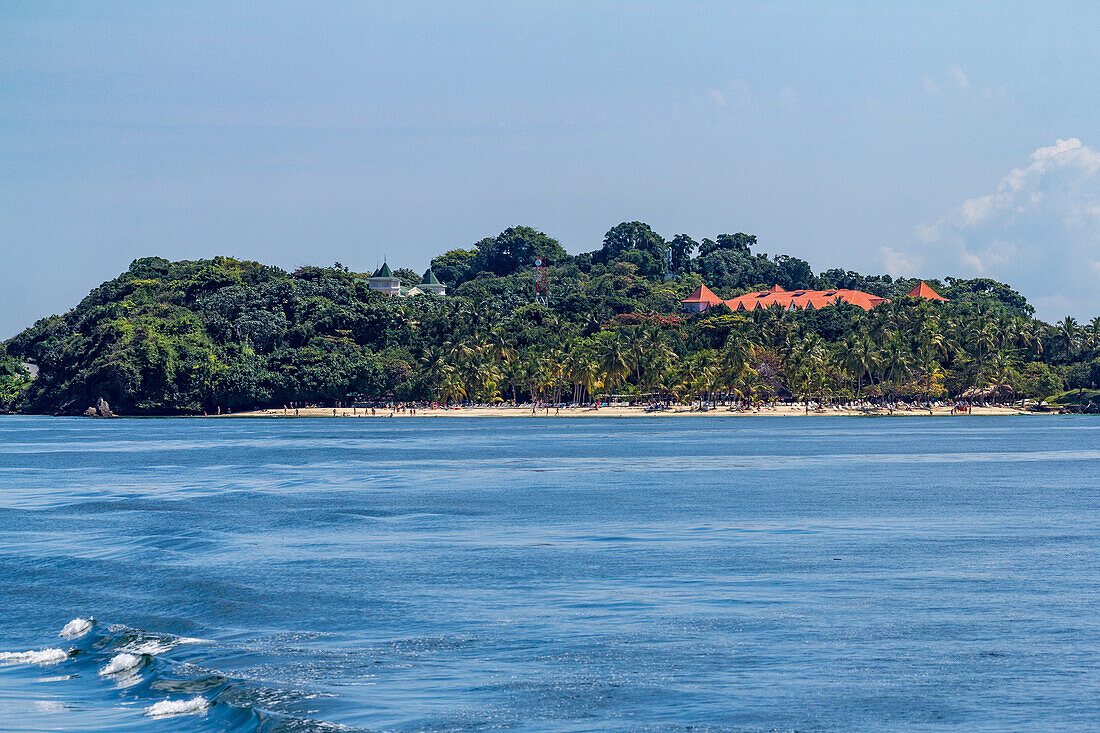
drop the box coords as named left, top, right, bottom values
left=33, top=700, right=67, bottom=713
left=120, top=640, right=172, bottom=655
left=174, top=636, right=206, bottom=645
left=0, top=649, right=69, bottom=665
left=145, top=696, right=210, bottom=717
left=98, top=652, right=143, bottom=676
left=59, top=617, right=94, bottom=640
left=35, top=674, right=76, bottom=683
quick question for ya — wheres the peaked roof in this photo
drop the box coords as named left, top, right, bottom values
left=681, top=284, right=723, bottom=306
left=372, top=262, right=394, bottom=279
left=907, top=281, right=948, bottom=301
left=724, top=285, right=888, bottom=312
left=422, top=268, right=442, bottom=285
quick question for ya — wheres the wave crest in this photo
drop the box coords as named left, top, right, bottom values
left=98, top=652, right=147, bottom=677
left=0, top=649, right=69, bottom=665
left=145, top=696, right=211, bottom=717
left=59, top=617, right=94, bottom=640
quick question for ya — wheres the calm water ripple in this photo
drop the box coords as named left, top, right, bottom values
left=1, top=415, right=1099, bottom=731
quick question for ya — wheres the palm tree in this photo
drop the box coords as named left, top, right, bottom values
left=878, top=333, right=913, bottom=400
left=681, top=350, right=719, bottom=406
left=965, top=304, right=997, bottom=387
left=843, top=331, right=878, bottom=396
left=720, top=336, right=755, bottom=403
left=579, top=357, right=602, bottom=404
left=912, top=323, right=946, bottom=400
left=794, top=334, right=829, bottom=408
left=1055, top=316, right=1078, bottom=361
left=483, top=326, right=516, bottom=365
left=618, top=325, right=648, bottom=384
left=439, top=373, right=467, bottom=404
left=595, top=332, right=631, bottom=399
left=640, top=337, right=678, bottom=395
left=987, top=349, right=1018, bottom=403
left=1085, top=317, right=1100, bottom=355
left=500, top=358, right=526, bottom=404
left=835, top=334, right=858, bottom=395
left=421, top=345, right=450, bottom=394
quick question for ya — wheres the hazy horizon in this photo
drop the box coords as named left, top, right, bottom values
left=3, top=1, right=1099, bottom=338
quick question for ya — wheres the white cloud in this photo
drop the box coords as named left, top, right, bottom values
left=914, top=222, right=939, bottom=243
left=960, top=194, right=995, bottom=226
left=959, top=249, right=985, bottom=273
left=921, top=67, right=971, bottom=96
left=729, top=79, right=753, bottom=107
left=907, top=138, right=1100, bottom=320
left=879, top=246, right=923, bottom=277
left=1032, top=294, right=1074, bottom=316
left=707, top=80, right=795, bottom=110
left=947, top=66, right=970, bottom=89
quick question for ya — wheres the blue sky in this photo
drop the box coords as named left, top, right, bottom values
left=2, top=1, right=1099, bottom=336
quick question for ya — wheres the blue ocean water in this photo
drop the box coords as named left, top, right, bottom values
left=1, top=415, right=1099, bottom=731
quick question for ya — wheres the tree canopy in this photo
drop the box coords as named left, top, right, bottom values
left=3, top=223, right=1097, bottom=414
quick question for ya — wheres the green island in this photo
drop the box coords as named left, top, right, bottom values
left=1, top=222, right=1098, bottom=416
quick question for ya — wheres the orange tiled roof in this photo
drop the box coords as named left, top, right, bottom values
left=907, top=281, right=949, bottom=302
left=681, top=284, right=723, bottom=306
left=723, top=285, right=889, bottom=312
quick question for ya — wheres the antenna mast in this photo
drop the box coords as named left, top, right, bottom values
left=534, top=256, right=549, bottom=307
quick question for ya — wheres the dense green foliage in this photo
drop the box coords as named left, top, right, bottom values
left=0, top=344, right=32, bottom=412
left=4, top=223, right=1099, bottom=414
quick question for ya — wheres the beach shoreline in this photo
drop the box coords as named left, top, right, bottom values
left=227, top=404, right=1035, bottom=418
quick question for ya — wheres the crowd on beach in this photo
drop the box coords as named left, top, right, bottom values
left=224, top=396, right=1027, bottom=418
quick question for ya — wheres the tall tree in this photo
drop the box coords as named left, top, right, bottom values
left=668, top=234, right=697, bottom=275
left=475, top=226, right=568, bottom=277
left=699, top=233, right=756, bottom=257
left=429, top=249, right=479, bottom=286
left=1055, top=316, right=1079, bottom=361
left=597, top=222, right=667, bottom=278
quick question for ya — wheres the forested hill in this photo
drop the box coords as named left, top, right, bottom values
left=1, top=222, right=1098, bottom=415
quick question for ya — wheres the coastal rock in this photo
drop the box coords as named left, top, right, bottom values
left=90, top=398, right=115, bottom=418
left=83, top=407, right=97, bottom=417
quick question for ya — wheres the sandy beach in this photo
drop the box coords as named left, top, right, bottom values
left=230, top=404, right=1033, bottom=418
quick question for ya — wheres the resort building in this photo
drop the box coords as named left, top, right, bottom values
left=363, top=262, right=446, bottom=298
left=907, top=281, right=948, bottom=301
left=681, top=284, right=724, bottom=313
left=684, top=281, right=951, bottom=313
left=419, top=268, right=446, bottom=295
left=367, top=263, right=402, bottom=296
left=724, top=285, right=889, bottom=312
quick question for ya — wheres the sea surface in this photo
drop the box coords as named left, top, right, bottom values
left=1, top=415, right=1099, bottom=731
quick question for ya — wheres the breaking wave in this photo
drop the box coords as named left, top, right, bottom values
left=145, top=695, right=211, bottom=717
left=0, top=617, right=341, bottom=730
left=99, top=652, right=148, bottom=677
left=59, top=617, right=94, bottom=639
left=0, top=648, right=69, bottom=665
left=120, top=639, right=173, bottom=655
